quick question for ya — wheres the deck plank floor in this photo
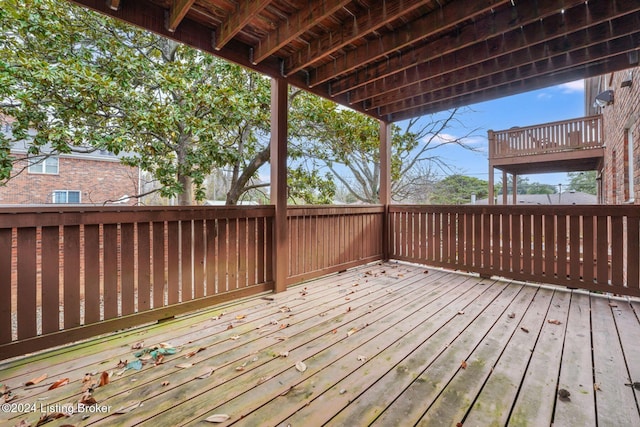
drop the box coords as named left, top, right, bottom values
left=2, top=262, right=640, bottom=427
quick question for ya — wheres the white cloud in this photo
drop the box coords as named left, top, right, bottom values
left=425, top=132, right=486, bottom=148
left=558, top=80, right=584, bottom=93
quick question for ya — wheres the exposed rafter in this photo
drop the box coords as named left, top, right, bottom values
left=252, top=0, right=351, bottom=64
left=215, top=0, right=271, bottom=50
left=166, top=0, right=196, bottom=32
left=65, top=0, right=640, bottom=122
left=362, top=8, right=640, bottom=111
left=284, top=0, right=431, bottom=76
left=309, top=0, right=511, bottom=87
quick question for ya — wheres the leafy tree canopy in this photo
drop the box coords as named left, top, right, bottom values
left=567, top=171, right=597, bottom=195
left=430, top=174, right=488, bottom=205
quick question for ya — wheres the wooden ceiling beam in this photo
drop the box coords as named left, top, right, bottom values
left=215, top=0, right=271, bottom=50
left=329, top=0, right=591, bottom=97
left=379, top=37, right=640, bottom=119
left=354, top=1, right=640, bottom=106
left=167, top=0, right=196, bottom=32
left=365, top=10, right=640, bottom=110
left=309, top=0, right=511, bottom=88
left=283, top=0, right=430, bottom=76
left=252, top=0, right=351, bottom=65
left=388, top=53, right=634, bottom=122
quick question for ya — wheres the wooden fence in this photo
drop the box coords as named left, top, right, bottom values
left=389, top=205, right=640, bottom=297
left=0, top=206, right=274, bottom=359
left=286, top=206, right=385, bottom=285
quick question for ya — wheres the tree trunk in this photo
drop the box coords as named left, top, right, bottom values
left=178, top=174, right=193, bottom=205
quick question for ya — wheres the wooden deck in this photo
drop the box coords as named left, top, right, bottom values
left=1, top=262, right=640, bottom=427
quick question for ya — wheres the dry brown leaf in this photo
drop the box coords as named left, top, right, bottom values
left=521, top=327, right=529, bottom=333
left=235, top=314, right=246, bottom=320
left=99, top=371, right=110, bottom=387
left=460, top=360, right=467, bottom=370
left=594, top=383, right=601, bottom=391
left=115, top=400, right=141, bottom=414
left=26, top=373, right=48, bottom=386
left=226, top=324, right=234, bottom=330
left=205, top=414, right=230, bottom=423
left=331, top=329, right=338, bottom=334
left=547, top=319, right=562, bottom=325
left=80, top=395, right=98, bottom=406
left=279, top=323, right=289, bottom=329
left=48, top=378, right=69, bottom=390
left=346, top=306, right=351, bottom=312
left=158, top=342, right=173, bottom=348
left=230, top=335, right=240, bottom=340
left=235, top=366, right=245, bottom=372
left=197, top=369, right=215, bottom=379
left=347, top=328, right=357, bottom=337
left=280, top=306, right=291, bottom=313
left=176, top=363, right=193, bottom=369
left=507, top=312, right=516, bottom=319
left=424, top=270, right=429, bottom=274
left=295, top=361, right=307, bottom=372
left=457, top=311, right=465, bottom=315
left=35, top=412, right=67, bottom=426
left=155, top=354, right=165, bottom=365
left=131, top=341, right=144, bottom=350
left=185, top=347, right=206, bottom=358
left=279, top=351, right=289, bottom=358
left=116, top=359, right=128, bottom=369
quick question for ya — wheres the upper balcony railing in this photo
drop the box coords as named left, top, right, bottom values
left=489, top=115, right=604, bottom=160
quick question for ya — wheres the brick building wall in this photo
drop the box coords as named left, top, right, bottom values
left=0, top=154, right=139, bottom=205
left=600, top=67, right=640, bottom=205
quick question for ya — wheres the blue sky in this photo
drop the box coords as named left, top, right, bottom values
left=404, top=80, right=586, bottom=187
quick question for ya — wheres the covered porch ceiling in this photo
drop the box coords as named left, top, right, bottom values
left=69, top=0, right=640, bottom=123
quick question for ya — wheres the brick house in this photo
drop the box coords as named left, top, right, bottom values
left=0, top=116, right=139, bottom=205
left=586, top=65, right=639, bottom=205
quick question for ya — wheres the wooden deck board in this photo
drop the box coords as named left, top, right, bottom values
left=2, top=262, right=640, bottom=427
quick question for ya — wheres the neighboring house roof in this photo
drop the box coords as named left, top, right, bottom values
left=474, top=191, right=597, bottom=205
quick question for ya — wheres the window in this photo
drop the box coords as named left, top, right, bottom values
left=52, top=190, right=81, bottom=204
left=28, top=156, right=59, bottom=174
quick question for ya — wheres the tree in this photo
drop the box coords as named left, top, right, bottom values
left=290, top=92, right=479, bottom=203
left=429, top=175, right=488, bottom=205
left=495, top=176, right=556, bottom=195
left=0, top=0, right=333, bottom=205
left=567, top=171, right=597, bottom=195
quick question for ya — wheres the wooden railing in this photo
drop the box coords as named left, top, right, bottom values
left=0, top=205, right=274, bottom=359
left=286, top=205, right=385, bottom=285
left=389, top=205, right=640, bottom=297
left=489, top=115, right=603, bottom=159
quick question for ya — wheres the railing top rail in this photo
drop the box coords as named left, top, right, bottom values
left=491, top=114, right=603, bottom=136
left=390, top=204, right=640, bottom=216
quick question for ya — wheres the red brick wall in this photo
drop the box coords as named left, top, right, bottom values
left=0, top=155, right=139, bottom=205
left=602, top=67, right=640, bottom=205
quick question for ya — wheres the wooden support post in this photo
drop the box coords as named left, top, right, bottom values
left=488, top=165, right=495, bottom=205
left=380, top=120, right=391, bottom=260
left=512, top=173, right=517, bottom=205
left=270, top=77, right=288, bottom=292
left=502, top=170, right=508, bottom=205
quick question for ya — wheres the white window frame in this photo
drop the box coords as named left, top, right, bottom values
left=52, top=190, right=81, bottom=204
left=28, top=156, right=59, bottom=175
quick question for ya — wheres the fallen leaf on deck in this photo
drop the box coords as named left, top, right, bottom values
left=197, top=369, right=215, bottom=379
left=279, top=351, right=289, bottom=358
left=547, top=319, right=562, bottom=325
left=80, top=395, right=98, bottom=406
left=520, top=327, right=529, bottom=333
left=161, top=381, right=170, bottom=387
left=155, top=354, right=165, bottom=365
left=457, top=311, right=465, bottom=315
left=279, top=323, right=289, bottom=329
left=126, top=360, right=143, bottom=371
left=558, top=388, right=571, bottom=401
left=205, top=414, right=230, bottom=423
left=345, top=297, right=351, bottom=301
left=353, top=283, right=359, bottom=287
left=594, top=383, right=601, bottom=391
left=131, top=341, right=144, bottom=350
left=48, top=378, right=69, bottom=390
left=295, top=361, right=307, bottom=372
left=257, top=376, right=271, bottom=385
left=184, top=347, right=206, bottom=358
left=507, top=312, right=516, bottom=319
left=357, top=355, right=367, bottom=362
left=280, top=306, right=291, bottom=313
left=235, top=366, right=244, bottom=372
left=346, top=306, right=351, bottom=312
left=331, top=329, right=337, bottom=334
left=116, top=360, right=128, bottom=369
left=26, top=373, right=48, bottom=386
left=226, top=324, right=234, bottom=330
left=176, top=363, right=192, bottom=369
left=339, top=389, right=347, bottom=395
left=460, top=360, right=467, bottom=369
left=424, top=270, right=429, bottom=274
left=99, top=371, right=110, bottom=387
left=261, top=296, right=275, bottom=301
left=158, top=342, right=173, bottom=348
left=347, top=328, right=357, bottom=337
left=235, top=315, right=246, bottom=320
left=230, top=335, right=240, bottom=340
left=114, top=400, right=141, bottom=414
left=35, top=412, right=67, bottom=426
